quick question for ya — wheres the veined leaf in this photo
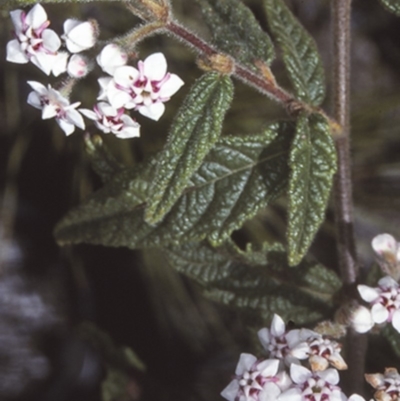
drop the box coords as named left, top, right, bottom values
left=165, top=241, right=342, bottom=325
left=145, top=73, right=234, bottom=224
left=263, top=0, right=325, bottom=106
left=195, top=0, right=275, bottom=69
left=55, top=123, right=292, bottom=249
left=378, top=0, right=400, bottom=15
left=84, top=134, right=124, bottom=183
left=287, top=113, right=337, bottom=266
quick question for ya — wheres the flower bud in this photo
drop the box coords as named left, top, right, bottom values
left=67, top=54, right=90, bottom=78
left=350, top=305, right=374, bottom=333
left=63, top=19, right=98, bottom=53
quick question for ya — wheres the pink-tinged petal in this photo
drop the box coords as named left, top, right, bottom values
left=276, top=371, right=293, bottom=391
left=42, top=29, right=61, bottom=52
left=278, top=387, right=302, bottom=401
left=67, top=54, right=89, bottom=78
left=10, top=10, right=24, bottom=35
left=220, top=380, right=239, bottom=401
left=52, top=52, right=69, bottom=77
left=79, top=108, right=97, bottom=120
left=378, top=276, right=398, bottom=288
left=357, top=285, right=380, bottom=302
left=372, top=234, right=397, bottom=256
left=318, top=368, right=339, bottom=385
left=30, top=53, right=56, bottom=75
left=108, top=90, right=133, bottom=109
left=158, top=74, right=184, bottom=97
left=271, top=314, right=286, bottom=337
left=115, top=125, right=140, bottom=139
left=143, top=52, right=167, bottom=81
left=57, top=119, right=75, bottom=136
left=351, top=305, right=374, bottom=333
left=392, top=309, right=400, bottom=333
left=235, top=353, right=257, bottom=376
left=257, top=359, right=279, bottom=377
left=25, top=4, right=47, bottom=30
left=64, top=20, right=96, bottom=53
left=371, top=303, right=389, bottom=324
left=97, top=44, right=127, bottom=75
left=260, top=382, right=281, bottom=401
left=138, top=102, right=165, bottom=121
left=27, top=91, right=42, bottom=109
left=6, top=39, right=29, bottom=64
left=257, top=328, right=270, bottom=350
left=113, top=66, right=139, bottom=86
left=42, top=104, right=58, bottom=120
left=66, top=109, right=85, bottom=130
left=290, top=364, right=312, bottom=384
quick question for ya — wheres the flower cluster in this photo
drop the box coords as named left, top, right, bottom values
left=366, top=368, right=400, bottom=401
left=351, top=234, right=400, bottom=334
left=6, top=4, right=183, bottom=137
left=221, top=314, right=355, bottom=401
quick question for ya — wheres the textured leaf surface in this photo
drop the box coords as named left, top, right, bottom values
left=145, top=73, right=234, bottom=224
left=165, top=241, right=342, bottom=325
left=287, top=113, right=337, bottom=266
left=379, top=0, right=400, bottom=15
left=195, top=0, right=275, bottom=69
left=263, top=0, right=325, bottom=106
left=84, top=135, right=124, bottom=183
left=55, top=123, right=292, bottom=249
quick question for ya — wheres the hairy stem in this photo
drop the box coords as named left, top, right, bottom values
left=332, top=0, right=357, bottom=284
left=331, top=0, right=366, bottom=393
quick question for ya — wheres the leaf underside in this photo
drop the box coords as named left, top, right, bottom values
left=164, top=241, right=342, bottom=326
left=55, top=122, right=293, bottom=249
left=195, top=0, right=275, bottom=69
left=287, top=113, right=337, bottom=266
left=145, top=73, right=234, bottom=224
left=263, top=0, right=326, bottom=106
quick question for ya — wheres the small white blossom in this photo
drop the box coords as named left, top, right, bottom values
left=62, top=19, right=97, bottom=53
left=221, top=354, right=290, bottom=401
left=80, top=102, right=140, bottom=139
left=67, top=54, right=90, bottom=78
left=51, top=51, right=69, bottom=77
left=98, top=52, right=184, bottom=121
left=350, top=305, right=374, bottom=334
left=97, top=44, right=128, bottom=75
left=27, top=81, right=84, bottom=136
left=258, top=315, right=314, bottom=365
left=372, top=234, right=400, bottom=280
left=278, top=365, right=346, bottom=401
left=6, top=4, right=62, bottom=75
left=358, top=276, right=400, bottom=333
left=365, top=368, right=400, bottom=401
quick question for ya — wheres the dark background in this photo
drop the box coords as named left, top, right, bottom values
left=0, top=0, right=400, bottom=400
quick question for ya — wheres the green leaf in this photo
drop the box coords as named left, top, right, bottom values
left=84, top=134, right=124, bottom=183
left=55, top=123, right=292, bottom=249
left=145, top=73, right=234, bottom=224
left=165, top=241, right=342, bottom=325
left=195, top=0, right=275, bottom=69
left=378, top=0, right=400, bottom=15
left=263, top=0, right=325, bottom=106
left=382, top=325, right=400, bottom=358
left=287, top=113, right=337, bottom=266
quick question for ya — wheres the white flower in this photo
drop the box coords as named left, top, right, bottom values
left=67, top=54, right=90, bottom=78
left=372, top=234, right=400, bottom=280
left=27, top=81, right=85, bottom=136
left=98, top=52, right=184, bottom=121
left=258, top=314, right=312, bottom=365
left=51, top=51, right=69, bottom=77
left=97, top=44, right=128, bottom=75
left=80, top=103, right=140, bottom=139
left=365, top=368, right=400, bottom=401
left=358, top=276, right=400, bottom=333
left=6, top=4, right=62, bottom=75
left=278, top=365, right=346, bottom=401
left=221, top=354, right=290, bottom=401
left=350, top=305, right=374, bottom=334
left=62, top=19, right=97, bottom=53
